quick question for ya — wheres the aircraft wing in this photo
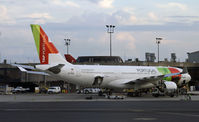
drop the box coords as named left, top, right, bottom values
left=125, top=72, right=181, bottom=85
left=125, top=75, right=163, bottom=85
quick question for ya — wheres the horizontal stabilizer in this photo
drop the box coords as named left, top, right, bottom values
left=12, top=64, right=49, bottom=75
left=25, top=71, right=49, bottom=75
left=11, top=64, right=35, bottom=70
left=18, top=67, right=27, bottom=72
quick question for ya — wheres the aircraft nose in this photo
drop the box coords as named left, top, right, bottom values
left=186, top=73, right=191, bottom=83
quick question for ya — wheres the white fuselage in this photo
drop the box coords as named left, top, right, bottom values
left=35, top=54, right=191, bottom=90
left=36, top=63, right=183, bottom=90
left=64, top=65, right=160, bottom=86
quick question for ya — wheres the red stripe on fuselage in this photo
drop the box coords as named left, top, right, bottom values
left=168, top=68, right=181, bottom=81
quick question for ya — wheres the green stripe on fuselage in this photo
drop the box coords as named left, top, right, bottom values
left=157, top=67, right=172, bottom=81
left=30, top=24, right=40, bottom=56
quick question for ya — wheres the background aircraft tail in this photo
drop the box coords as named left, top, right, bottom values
left=30, top=24, right=67, bottom=65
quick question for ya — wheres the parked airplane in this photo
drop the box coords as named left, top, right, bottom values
left=29, top=24, right=191, bottom=95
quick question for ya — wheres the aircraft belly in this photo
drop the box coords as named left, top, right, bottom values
left=59, top=72, right=93, bottom=86
left=139, top=83, right=154, bottom=89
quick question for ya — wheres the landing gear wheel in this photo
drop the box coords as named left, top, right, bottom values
left=153, top=94, right=159, bottom=97
left=170, top=94, right=174, bottom=97
left=98, top=91, right=103, bottom=96
left=85, top=90, right=89, bottom=94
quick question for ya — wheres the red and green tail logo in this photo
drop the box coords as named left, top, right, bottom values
left=31, top=24, right=58, bottom=64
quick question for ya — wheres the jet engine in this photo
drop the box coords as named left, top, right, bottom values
left=163, top=81, right=177, bottom=90
left=152, top=81, right=177, bottom=97
left=163, top=81, right=177, bottom=97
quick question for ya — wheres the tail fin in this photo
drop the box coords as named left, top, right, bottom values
left=30, top=24, right=66, bottom=64
left=64, top=54, right=76, bottom=63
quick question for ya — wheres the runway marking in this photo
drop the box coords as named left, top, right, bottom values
left=129, top=109, right=144, bottom=112
left=3, top=108, right=145, bottom=112
left=134, top=118, right=157, bottom=121
left=162, top=112, right=199, bottom=117
left=4, top=109, right=27, bottom=111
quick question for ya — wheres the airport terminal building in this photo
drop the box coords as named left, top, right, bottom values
left=187, top=51, right=199, bottom=63
left=0, top=60, right=76, bottom=92
left=1, top=54, right=199, bottom=93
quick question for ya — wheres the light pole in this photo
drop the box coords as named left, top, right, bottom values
left=106, top=25, right=115, bottom=56
left=156, top=37, right=162, bottom=63
left=0, top=32, right=1, bottom=63
left=64, top=38, right=71, bottom=54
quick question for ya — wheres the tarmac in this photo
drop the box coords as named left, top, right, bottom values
left=0, top=99, right=199, bottom=122
left=0, top=93, right=199, bottom=122
left=0, top=92, right=198, bottom=102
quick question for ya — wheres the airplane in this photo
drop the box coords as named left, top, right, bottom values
left=24, top=24, right=191, bottom=96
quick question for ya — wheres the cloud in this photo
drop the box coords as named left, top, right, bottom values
left=0, top=5, right=16, bottom=24
left=115, top=32, right=136, bottom=49
left=148, top=12, right=158, bottom=21
left=119, top=21, right=199, bottom=31
left=129, top=15, right=138, bottom=23
left=168, top=3, right=187, bottom=10
left=52, top=0, right=79, bottom=7
left=23, top=13, right=52, bottom=24
left=168, top=16, right=199, bottom=23
left=161, top=39, right=179, bottom=45
left=113, top=9, right=159, bottom=25
left=123, top=7, right=135, bottom=14
left=26, top=13, right=52, bottom=19
left=85, top=0, right=99, bottom=4
left=0, top=0, right=198, bottom=62
left=113, top=10, right=138, bottom=25
left=82, top=0, right=114, bottom=9
left=157, top=2, right=187, bottom=11
left=170, top=16, right=199, bottom=19
left=0, top=5, right=7, bottom=17
left=99, top=0, right=114, bottom=8
left=115, top=14, right=138, bottom=25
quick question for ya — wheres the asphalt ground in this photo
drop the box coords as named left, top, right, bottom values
left=0, top=93, right=199, bottom=122
left=0, top=93, right=198, bottom=102
left=0, top=101, right=199, bottom=122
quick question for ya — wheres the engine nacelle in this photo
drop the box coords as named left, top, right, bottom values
left=163, top=81, right=177, bottom=91
left=163, top=81, right=177, bottom=97
left=152, top=81, right=177, bottom=97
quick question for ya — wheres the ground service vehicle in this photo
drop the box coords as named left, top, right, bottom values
left=11, top=87, right=30, bottom=93
left=47, top=86, right=61, bottom=94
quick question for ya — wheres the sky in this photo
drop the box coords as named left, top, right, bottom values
left=0, top=0, right=199, bottom=63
